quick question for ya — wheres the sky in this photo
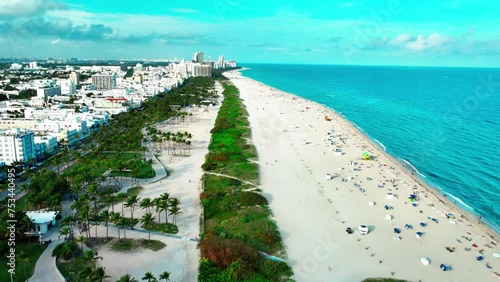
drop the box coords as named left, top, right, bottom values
left=0, top=0, right=499, bottom=67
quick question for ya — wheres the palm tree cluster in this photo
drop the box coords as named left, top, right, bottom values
left=64, top=188, right=182, bottom=243
left=116, top=270, right=171, bottom=282
left=146, top=127, right=193, bottom=156
left=76, top=249, right=110, bottom=282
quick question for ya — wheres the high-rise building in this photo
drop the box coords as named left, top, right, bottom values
left=91, top=74, right=117, bottom=90
left=0, top=128, right=36, bottom=165
left=193, top=64, right=212, bottom=77
left=193, top=52, right=205, bottom=63
left=29, top=61, right=38, bottom=69
left=218, top=55, right=224, bottom=63
left=69, top=72, right=80, bottom=86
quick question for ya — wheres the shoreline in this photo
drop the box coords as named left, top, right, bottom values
left=227, top=69, right=500, bottom=282
left=238, top=67, right=500, bottom=241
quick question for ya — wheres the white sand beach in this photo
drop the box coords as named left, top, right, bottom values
left=225, top=70, right=500, bottom=282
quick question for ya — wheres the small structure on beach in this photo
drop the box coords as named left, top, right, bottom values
left=362, top=152, right=372, bottom=160
left=324, top=115, right=331, bottom=121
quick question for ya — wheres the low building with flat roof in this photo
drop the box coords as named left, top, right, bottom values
left=25, top=210, right=59, bottom=235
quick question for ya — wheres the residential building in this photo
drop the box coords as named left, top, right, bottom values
left=36, top=85, right=61, bottom=100
left=92, top=74, right=117, bottom=90
left=193, top=64, right=212, bottom=77
left=193, top=52, right=204, bottom=63
left=0, top=128, right=36, bottom=165
left=69, top=72, right=80, bottom=86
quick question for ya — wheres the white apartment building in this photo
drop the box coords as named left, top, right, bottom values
left=57, top=79, right=76, bottom=95
left=0, top=119, right=37, bottom=130
left=69, top=72, right=80, bottom=86
left=193, top=64, right=212, bottom=77
left=0, top=128, right=36, bottom=165
left=36, top=85, right=61, bottom=100
left=34, top=136, right=58, bottom=155
left=92, top=74, right=117, bottom=90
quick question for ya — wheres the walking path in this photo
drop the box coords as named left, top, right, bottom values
left=205, top=171, right=259, bottom=188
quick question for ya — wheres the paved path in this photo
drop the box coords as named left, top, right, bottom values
left=29, top=238, right=66, bottom=282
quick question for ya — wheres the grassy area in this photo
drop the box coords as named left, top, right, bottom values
left=57, top=256, right=85, bottom=282
left=0, top=242, right=47, bottom=282
left=110, top=238, right=166, bottom=252
left=198, top=81, right=292, bottom=281
left=63, top=153, right=155, bottom=181
left=143, top=221, right=179, bottom=234
left=126, top=186, right=143, bottom=197
left=139, top=239, right=166, bottom=251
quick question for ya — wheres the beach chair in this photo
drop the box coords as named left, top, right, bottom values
left=394, top=228, right=401, bottom=234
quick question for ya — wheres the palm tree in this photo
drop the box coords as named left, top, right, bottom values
left=116, top=192, right=128, bottom=214
left=89, top=212, right=102, bottom=239
left=117, top=273, right=137, bottom=282
left=153, top=198, right=164, bottom=224
left=142, top=272, right=157, bottom=282
left=168, top=205, right=182, bottom=226
left=78, top=266, right=93, bottom=281
left=76, top=235, right=86, bottom=252
left=110, top=212, right=122, bottom=240
left=168, top=197, right=181, bottom=225
left=101, top=210, right=111, bottom=238
left=93, top=266, right=111, bottom=282
left=140, top=213, right=156, bottom=242
left=159, top=193, right=171, bottom=224
left=17, top=251, right=32, bottom=280
left=140, top=197, right=153, bottom=214
left=83, top=249, right=103, bottom=269
left=124, top=195, right=140, bottom=222
left=159, top=271, right=171, bottom=281
left=59, top=227, right=70, bottom=240
left=118, top=216, right=129, bottom=239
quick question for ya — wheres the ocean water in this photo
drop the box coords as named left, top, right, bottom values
left=241, top=64, right=500, bottom=233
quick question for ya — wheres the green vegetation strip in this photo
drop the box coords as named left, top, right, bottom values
left=198, top=81, right=293, bottom=281
left=0, top=242, right=46, bottom=282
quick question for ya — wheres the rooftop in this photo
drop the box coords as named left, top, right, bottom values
left=26, top=211, right=59, bottom=224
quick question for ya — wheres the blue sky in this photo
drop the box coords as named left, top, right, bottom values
left=0, top=0, right=499, bottom=66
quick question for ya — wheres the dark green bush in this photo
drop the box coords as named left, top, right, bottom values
left=238, top=192, right=268, bottom=206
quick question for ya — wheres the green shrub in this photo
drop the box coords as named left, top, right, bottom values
left=257, top=259, right=293, bottom=279
left=200, top=236, right=260, bottom=269
left=238, top=192, right=268, bottom=206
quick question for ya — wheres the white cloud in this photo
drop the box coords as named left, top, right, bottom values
left=0, top=0, right=66, bottom=17
left=397, top=33, right=452, bottom=52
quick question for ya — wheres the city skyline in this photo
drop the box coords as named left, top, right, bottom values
left=0, top=0, right=499, bottom=67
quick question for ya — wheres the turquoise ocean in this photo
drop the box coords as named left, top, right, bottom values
left=241, top=64, right=500, bottom=233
